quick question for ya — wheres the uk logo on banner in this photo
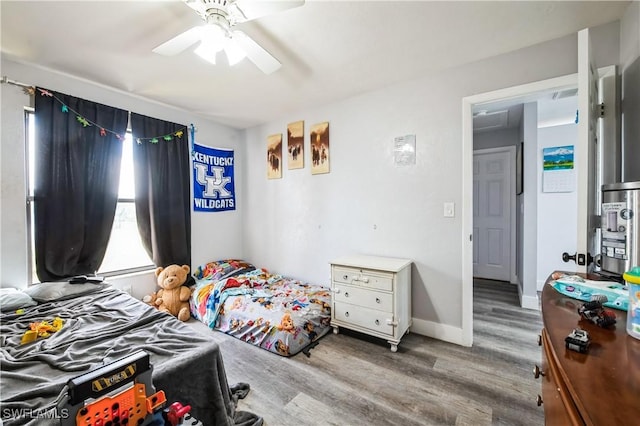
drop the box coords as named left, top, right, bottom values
left=192, top=144, right=235, bottom=212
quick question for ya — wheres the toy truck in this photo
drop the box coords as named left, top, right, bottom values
left=578, top=295, right=617, bottom=328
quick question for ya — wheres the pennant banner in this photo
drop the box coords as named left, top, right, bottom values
left=192, top=144, right=236, bottom=212
left=33, top=87, right=188, bottom=144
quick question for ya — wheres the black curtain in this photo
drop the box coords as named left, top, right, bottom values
left=34, top=88, right=129, bottom=281
left=130, top=113, right=191, bottom=267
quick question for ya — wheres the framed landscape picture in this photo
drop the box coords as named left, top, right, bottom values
left=310, top=122, right=329, bottom=175
left=287, top=120, right=304, bottom=169
left=267, top=133, right=283, bottom=179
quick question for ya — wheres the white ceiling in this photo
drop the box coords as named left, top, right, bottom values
left=473, top=104, right=523, bottom=133
left=0, top=0, right=630, bottom=129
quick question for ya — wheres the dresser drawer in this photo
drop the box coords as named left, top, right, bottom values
left=332, top=266, right=393, bottom=291
left=333, top=301, right=394, bottom=336
left=333, top=284, right=393, bottom=312
left=541, top=329, right=584, bottom=425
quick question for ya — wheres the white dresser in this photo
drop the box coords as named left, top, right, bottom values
left=330, top=255, right=412, bottom=352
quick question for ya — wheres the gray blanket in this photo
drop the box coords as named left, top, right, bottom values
left=0, top=287, right=262, bottom=426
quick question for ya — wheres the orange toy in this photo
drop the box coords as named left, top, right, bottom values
left=20, top=317, right=64, bottom=344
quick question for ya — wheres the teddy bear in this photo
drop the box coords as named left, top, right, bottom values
left=153, top=264, right=192, bottom=322
left=142, top=291, right=157, bottom=307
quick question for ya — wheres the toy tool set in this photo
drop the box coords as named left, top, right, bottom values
left=59, top=351, right=201, bottom=426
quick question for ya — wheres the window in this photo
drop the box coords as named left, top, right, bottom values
left=99, top=132, right=153, bottom=274
left=26, top=111, right=153, bottom=283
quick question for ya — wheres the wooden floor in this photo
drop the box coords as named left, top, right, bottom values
left=187, top=279, right=544, bottom=425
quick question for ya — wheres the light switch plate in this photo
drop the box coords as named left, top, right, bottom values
left=444, top=202, right=455, bottom=218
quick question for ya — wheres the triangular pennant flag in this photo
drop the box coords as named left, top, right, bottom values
left=38, top=88, right=53, bottom=97
left=76, top=116, right=91, bottom=127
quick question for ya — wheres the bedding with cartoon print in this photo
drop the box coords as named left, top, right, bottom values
left=190, top=259, right=332, bottom=356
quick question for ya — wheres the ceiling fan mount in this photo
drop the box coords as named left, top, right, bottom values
left=153, top=0, right=305, bottom=74
left=203, top=11, right=231, bottom=33
left=186, top=0, right=242, bottom=27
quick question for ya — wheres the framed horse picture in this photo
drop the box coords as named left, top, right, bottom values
left=267, top=133, right=283, bottom=179
left=287, top=120, right=304, bottom=170
left=310, top=122, right=329, bottom=175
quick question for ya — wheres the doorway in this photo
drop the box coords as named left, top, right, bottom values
left=461, top=74, right=579, bottom=346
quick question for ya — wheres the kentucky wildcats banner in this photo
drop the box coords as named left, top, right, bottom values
left=192, top=144, right=235, bottom=212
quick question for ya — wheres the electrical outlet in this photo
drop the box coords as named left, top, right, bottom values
left=444, top=202, right=455, bottom=218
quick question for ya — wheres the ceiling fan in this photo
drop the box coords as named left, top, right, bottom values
left=152, top=0, right=305, bottom=74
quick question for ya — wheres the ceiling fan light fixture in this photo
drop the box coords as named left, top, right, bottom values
left=201, top=25, right=226, bottom=49
left=194, top=40, right=218, bottom=64
left=153, top=0, right=306, bottom=73
left=194, top=25, right=226, bottom=64
left=224, top=38, right=247, bottom=66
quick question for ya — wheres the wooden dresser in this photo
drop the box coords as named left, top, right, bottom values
left=330, top=255, right=412, bottom=352
left=539, top=272, right=640, bottom=425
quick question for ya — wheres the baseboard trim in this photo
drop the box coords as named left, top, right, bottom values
left=410, top=318, right=469, bottom=347
left=519, top=289, right=540, bottom=311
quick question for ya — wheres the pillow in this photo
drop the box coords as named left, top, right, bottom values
left=24, top=281, right=106, bottom=303
left=0, top=288, right=37, bottom=311
left=193, top=259, right=256, bottom=282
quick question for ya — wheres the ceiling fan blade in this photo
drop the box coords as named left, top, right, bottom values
left=232, top=30, right=281, bottom=74
left=152, top=26, right=203, bottom=56
left=233, top=0, right=305, bottom=22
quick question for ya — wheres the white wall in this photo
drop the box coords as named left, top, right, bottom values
left=521, top=102, right=538, bottom=309
left=536, top=117, right=579, bottom=290
left=0, top=73, right=30, bottom=287
left=620, top=1, right=640, bottom=71
left=517, top=121, right=525, bottom=290
left=0, top=59, right=244, bottom=289
left=242, top=26, right=619, bottom=343
left=620, top=2, right=640, bottom=182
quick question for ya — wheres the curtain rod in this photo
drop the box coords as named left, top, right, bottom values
left=1, top=76, right=34, bottom=89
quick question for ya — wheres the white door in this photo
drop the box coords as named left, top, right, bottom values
left=473, top=148, right=513, bottom=281
left=576, top=28, right=599, bottom=273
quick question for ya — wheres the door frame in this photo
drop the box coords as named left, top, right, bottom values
left=473, top=146, right=517, bottom=284
left=461, top=74, right=578, bottom=346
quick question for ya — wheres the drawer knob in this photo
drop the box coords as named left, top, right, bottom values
left=375, top=319, right=380, bottom=325
left=537, top=334, right=542, bottom=346
left=343, top=275, right=349, bottom=280
left=345, top=312, right=350, bottom=317
left=345, top=292, right=349, bottom=297
left=376, top=298, right=380, bottom=304
left=533, top=365, right=545, bottom=379
left=536, top=395, right=543, bottom=406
